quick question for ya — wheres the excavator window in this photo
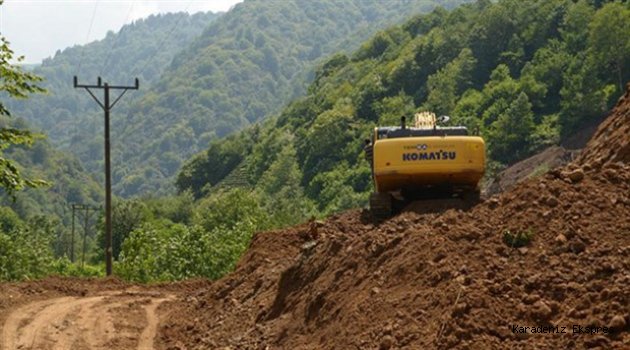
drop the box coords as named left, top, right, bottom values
left=375, top=126, right=468, bottom=140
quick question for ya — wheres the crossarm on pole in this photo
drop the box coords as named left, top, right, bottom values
left=84, top=88, right=105, bottom=110
left=109, top=89, right=129, bottom=110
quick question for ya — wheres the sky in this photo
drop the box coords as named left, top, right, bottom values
left=0, top=0, right=243, bottom=64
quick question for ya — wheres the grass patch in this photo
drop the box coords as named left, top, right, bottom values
left=503, top=229, right=535, bottom=248
left=528, top=163, right=550, bottom=178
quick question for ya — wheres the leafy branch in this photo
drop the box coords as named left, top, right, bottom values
left=0, top=16, right=49, bottom=196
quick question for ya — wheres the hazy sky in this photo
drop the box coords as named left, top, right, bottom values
left=0, top=0, right=243, bottom=64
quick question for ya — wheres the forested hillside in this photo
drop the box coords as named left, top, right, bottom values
left=2, top=10, right=220, bottom=251
left=180, top=0, right=629, bottom=217
left=1, top=11, right=218, bottom=279
left=104, top=0, right=469, bottom=196
left=0, top=127, right=102, bottom=220
left=5, top=11, right=220, bottom=183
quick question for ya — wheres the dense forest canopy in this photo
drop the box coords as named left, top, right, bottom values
left=7, top=11, right=219, bottom=140
left=113, top=0, right=471, bottom=196
left=180, top=0, right=629, bottom=215
left=12, top=0, right=470, bottom=197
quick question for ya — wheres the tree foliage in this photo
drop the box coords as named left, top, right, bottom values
left=5, top=11, right=220, bottom=197
left=10, top=0, right=471, bottom=197
left=116, top=188, right=271, bottom=282
left=0, top=26, right=48, bottom=195
left=181, top=0, right=629, bottom=221
left=587, top=2, right=630, bottom=91
left=0, top=209, right=58, bottom=281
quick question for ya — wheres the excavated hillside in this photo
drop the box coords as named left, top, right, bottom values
left=159, top=85, right=630, bottom=349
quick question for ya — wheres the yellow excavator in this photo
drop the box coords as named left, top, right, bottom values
left=365, top=112, right=485, bottom=220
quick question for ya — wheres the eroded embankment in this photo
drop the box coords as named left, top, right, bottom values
left=157, top=89, right=630, bottom=349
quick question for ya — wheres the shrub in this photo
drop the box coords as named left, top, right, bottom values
left=503, top=229, right=534, bottom=248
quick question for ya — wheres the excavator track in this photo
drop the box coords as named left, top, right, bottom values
left=369, top=192, right=393, bottom=222
left=369, top=188, right=482, bottom=222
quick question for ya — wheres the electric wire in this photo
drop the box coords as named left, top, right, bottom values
left=77, top=0, right=100, bottom=78
left=100, top=0, right=135, bottom=79
left=73, top=0, right=100, bottom=163
left=132, top=0, right=195, bottom=79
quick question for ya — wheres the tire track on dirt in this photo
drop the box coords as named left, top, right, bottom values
left=2, top=296, right=103, bottom=350
left=81, top=298, right=118, bottom=349
left=0, top=292, right=175, bottom=350
left=138, top=297, right=174, bottom=350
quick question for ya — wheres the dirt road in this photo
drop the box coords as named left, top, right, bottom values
left=0, top=283, right=175, bottom=350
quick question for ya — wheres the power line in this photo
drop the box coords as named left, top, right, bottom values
left=133, top=1, right=194, bottom=78
left=77, top=0, right=100, bottom=77
left=100, top=0, right=135, bottom=78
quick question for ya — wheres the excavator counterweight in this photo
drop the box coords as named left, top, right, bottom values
left=366, top=112, right=485, bottom=221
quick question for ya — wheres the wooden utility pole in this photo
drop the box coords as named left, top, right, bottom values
left=70, top=204, right=76, bottom=262
left=83, top=206, right=90, bottom=268
left=70, top=204, right=99, bottom=268
left=73, top=76, right=139, bottom=276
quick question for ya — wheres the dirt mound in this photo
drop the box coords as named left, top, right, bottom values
left=159, top=86, right=630, bottom=349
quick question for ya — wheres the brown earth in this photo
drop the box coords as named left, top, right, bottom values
left=0, top=277, right=208, bottom=350
left=157, top=85, right=630, bottom=349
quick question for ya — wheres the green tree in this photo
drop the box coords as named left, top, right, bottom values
left=560, top=0, right=595, bottom=53
left=588, top=2, right=630, bottom=92
left=0, top=206, right=24, bottom=233
left=558, top=55, right=609, bottom=137
left=373, top=91, right=416, bottom=125
left=0, top=214, right=56, bottom=281
left=487, top=92, right=536, bottom=163
left=0, top=15, right=47, bottom=195
left=97, top=199, right=150, bottom=260
left=257, top=144, right=315, bottom=226
left=423, top=48, right=476, bottom=115
left=193, top=188, right=269, bottom=233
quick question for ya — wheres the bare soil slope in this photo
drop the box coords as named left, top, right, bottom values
left=159, top=85, right=630, bottom=349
